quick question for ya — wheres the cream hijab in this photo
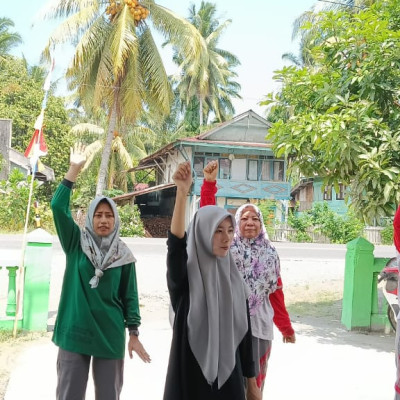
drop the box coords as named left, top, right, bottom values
left=81, top=196, right=136, bottom=288
left=186, top=205, right=249, bottom=389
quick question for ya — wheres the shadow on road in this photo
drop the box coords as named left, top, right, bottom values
left=290, top=299, right=394, bottom=353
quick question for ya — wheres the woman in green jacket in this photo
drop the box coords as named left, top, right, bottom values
left=51, top=143, right=150, bottom=400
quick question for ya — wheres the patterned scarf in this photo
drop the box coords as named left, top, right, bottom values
left=81, top=196, right=136, bottom=288
left=230, top=204, right=280, bottom=316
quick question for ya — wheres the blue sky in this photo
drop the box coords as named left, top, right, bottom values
left=3, top=0, right=320, bottom=116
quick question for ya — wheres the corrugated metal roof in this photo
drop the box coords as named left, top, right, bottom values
left=112, top=182, right=176, bottom=203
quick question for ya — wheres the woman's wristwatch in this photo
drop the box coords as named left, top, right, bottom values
left=129, top=328, right=139, bottom=337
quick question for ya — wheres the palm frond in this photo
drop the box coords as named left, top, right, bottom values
left=109, top=5, right=138, bottom=80
left=82, top=139, right=103, bottom=172
left=147, top=1, right=208, bottom=76
left=70, top=123, right=104, bottom=135
left=136, top=28, right=171, bottom=118
left=41, top=2, right=100, bottom=61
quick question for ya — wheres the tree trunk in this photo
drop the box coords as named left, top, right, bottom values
left=95, top=99, right=117, bottom=196
left=199, top=96, right=203, bottom=126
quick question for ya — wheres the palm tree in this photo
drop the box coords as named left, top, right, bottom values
left=284, top=0, right=379, bottom=67
left=70, top=115, right=184, bottom=192
left=40, top=0, right=206, bottom=196
left=0, top=17, right=22, bottom=58
left=172, top=1, right=241, bottom=128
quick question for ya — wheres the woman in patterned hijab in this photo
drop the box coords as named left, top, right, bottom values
left=230, top=203, right=296, bottom=392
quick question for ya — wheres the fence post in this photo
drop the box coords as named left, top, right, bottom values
left=341, top=237, right=375, bottom=330
left=22, top=228, right=53, bottom=332
left=5, top=266, right=18, bottom=316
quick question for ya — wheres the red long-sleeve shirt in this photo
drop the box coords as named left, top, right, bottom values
left=199, top=179, right=217, bottom=207
left=200, top=179, right=294, bottom=337
left=394, top=206, right=400, bottom=253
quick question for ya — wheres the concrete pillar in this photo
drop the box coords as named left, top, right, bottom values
left=341, top=237, right=375, bottom=330
left=23, top=228, right=53, bottom=332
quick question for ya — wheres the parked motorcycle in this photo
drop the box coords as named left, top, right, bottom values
left=378, top=257, right=399, bottom=332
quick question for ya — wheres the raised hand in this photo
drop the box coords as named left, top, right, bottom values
left=172, top=161, right=193, bottom=195
left=203, top=160, right=218, bottom=182
left=65, top=142, right=87, bottom=182
left=171, top=161, right=193, bottom=238
left=70, top=142, right=87, bottom=168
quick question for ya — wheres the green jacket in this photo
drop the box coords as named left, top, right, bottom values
left=51, top=182, right=141, bottom=359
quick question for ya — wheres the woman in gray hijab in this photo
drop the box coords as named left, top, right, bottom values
left=163, top=161, right=261, bottom=400
left=51, top=143, right=150, bottom=400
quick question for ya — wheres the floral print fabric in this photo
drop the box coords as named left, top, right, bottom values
left=230, top=204, right=280, bottom=316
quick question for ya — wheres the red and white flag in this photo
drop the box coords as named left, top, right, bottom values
left=24, top=59, right=54, bottom=172
left=24, top=128, right=48, bottom=169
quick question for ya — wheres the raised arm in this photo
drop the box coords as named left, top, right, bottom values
left=200, top=160, right=218, bottom=207
left=171, top=161, right=193, bottom=238
left=51, top=143, right=88, bottom=252
left=394, top=205, right=400, bottom=252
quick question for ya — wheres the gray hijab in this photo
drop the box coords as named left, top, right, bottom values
left=186, top=205, right=249, bottom=389
left=81, top=196, right=136, bottom=288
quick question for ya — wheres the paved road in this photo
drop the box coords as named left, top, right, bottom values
left=1, top=235, right=398, bottom=399
left=0, top=233, right=395, bottom=258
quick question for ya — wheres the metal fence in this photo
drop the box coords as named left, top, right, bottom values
left=271, top=225, right=385, bottom=244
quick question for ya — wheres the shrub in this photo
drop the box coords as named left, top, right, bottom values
left=381, top=223, right=394, bottom=245
left=0, top=169, right=53, bottom=232
left=288, top=231, right=313, bottom=243
left=118, top=204, right=145, bottom=237
left=288, top=202, right=364, bottom=244
left=257, top=199, right=277, bottom=239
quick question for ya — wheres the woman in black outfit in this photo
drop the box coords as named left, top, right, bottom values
left=163, top=161, right=261, bottom=400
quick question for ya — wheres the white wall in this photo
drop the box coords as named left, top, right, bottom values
left=163, top=147, right=193, bottom=184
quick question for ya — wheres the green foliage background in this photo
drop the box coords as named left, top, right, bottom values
left=263, top=0, right=400, bottom=223
left=288, top=203, right=364, bottom=244
left=381, top=223, right=394, bottom=245
left=0, top=57, right=73, bottom=190
left=0, top=169, right=55, bottom=233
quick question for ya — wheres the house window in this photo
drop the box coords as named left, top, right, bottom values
left=336, top=184, right=346, bottom=200
left=261, top=160, right=271, bottom=181
left=194, top=156, right=205, bottom=177
left=231, top=158, right=246, bottom=180
left=248, top=160, right=258, bottom=181
left=219, top=158, right=231, bottom=179
left=273, top=161, right=284, bottom=181
left=194, top=155, right=231, bottom=179
left=323, top=185, right=332, bottom=201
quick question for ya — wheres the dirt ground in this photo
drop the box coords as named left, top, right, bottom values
left=0, top=331, right=52, bottom=398
left=0, top=280, right=347, bottom=400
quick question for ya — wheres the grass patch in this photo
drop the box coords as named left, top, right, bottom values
left=285, top=285, right=343, bottom=319
left=0, top=329, right=50, bottom=344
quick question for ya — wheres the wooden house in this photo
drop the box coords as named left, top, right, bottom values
left=290, top=177, right=348, bottom=215
left=113, top=110, right=291, bottom=225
